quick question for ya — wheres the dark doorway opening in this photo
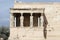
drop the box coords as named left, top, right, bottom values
left=33, top=13, right=41, bottom=27
left=14, top=13, right=21, bottom=27
left=23, top=13, right=30, bottom=27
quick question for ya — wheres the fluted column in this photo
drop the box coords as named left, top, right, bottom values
left=30, top=13, right=33, bottom=28
left=10, top=13, right=14, bottom=27
left=20, top=13, right=24, bottom=27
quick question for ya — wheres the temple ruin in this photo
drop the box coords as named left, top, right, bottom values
left=9, top=1, right=60, bottom=40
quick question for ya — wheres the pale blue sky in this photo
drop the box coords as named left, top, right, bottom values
left=0, top=0, right=60, bottom=26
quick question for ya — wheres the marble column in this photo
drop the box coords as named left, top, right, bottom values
left=15, top=17, right=16, bottom=27
left=30, top=13, right=33, bottom=28
left=41, top=13, right=44, bottom=27
left=20, top=13, right=24, bottom=27
left=10, top=13, right=14, bottom=27
left=40, top=16, right=41, bottom=26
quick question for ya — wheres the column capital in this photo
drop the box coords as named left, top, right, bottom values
left=21, top=13, right=23, bottom=16
left=41, top=13, right=43, bottom=16
left=31, top=13, right=33, bottom=16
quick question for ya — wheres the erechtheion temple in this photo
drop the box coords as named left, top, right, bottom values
left=9, top=0, right=60, bottom=40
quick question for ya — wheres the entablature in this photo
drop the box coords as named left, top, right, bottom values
left=10, top=8, right=45, bottom=13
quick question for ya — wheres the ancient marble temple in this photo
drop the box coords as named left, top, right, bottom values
left=9, top=1, right=60, bottom=40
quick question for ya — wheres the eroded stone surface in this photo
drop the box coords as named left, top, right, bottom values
left=9, top=2, right=60, bottom=40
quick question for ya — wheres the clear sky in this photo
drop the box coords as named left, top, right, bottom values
left=0, top=0, right=60, bottom=26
